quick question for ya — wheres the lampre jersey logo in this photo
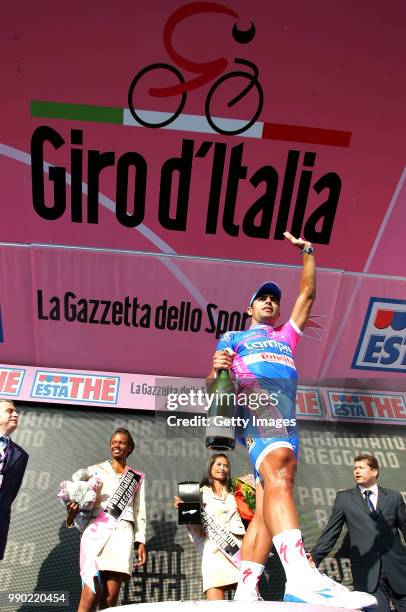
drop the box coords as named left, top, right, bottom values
left=352, top=298, right=406, bottom=372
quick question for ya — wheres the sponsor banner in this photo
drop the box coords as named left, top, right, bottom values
left=0, top=244, right=340, bottom=379
left=0, top=363, right=156, bottom=410
left=296, top=387, right=324, bottom=419
left=315, top=274, right=406, bottom=380
left=4, top=361, right=405, bottom=425
left=325, top=389, right=406, bottom=425
left=30, top=370, right=120, bottom=404
left=1, top=1, right=405, bottom=276
left=352, top=298, right=406, bottom=373
left=0, top=364, right=205, bottom=411
left=0, top=245, right=406, bottom=381
left=0, top=246, right=36, bottom=366
left=0, top=366, right=25, bottom=396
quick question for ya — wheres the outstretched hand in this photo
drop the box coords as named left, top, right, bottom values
left=283, top=231, right=309, bottom=250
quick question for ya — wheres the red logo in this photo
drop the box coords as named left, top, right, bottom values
left=242, top=568, right=253, bottom=583
left=128, top=2, right=262, bottom=136
left=295, top=538, right=305, bottom=558
left=279, top=542, right=288, bottom=564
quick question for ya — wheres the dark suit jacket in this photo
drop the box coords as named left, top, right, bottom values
left=311, top=486, right=406, bottom=594
left=0, top=440, right=28, bottom=559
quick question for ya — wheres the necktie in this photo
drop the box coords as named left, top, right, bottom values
left=0, top=438, right=8, bottom=473
left=364, top=490, right=375, bottom=515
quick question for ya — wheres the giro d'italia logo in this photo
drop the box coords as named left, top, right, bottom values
left=352, top=298, right=406, bottom=372
left=31, top=2, right=351, bottom=147
left=127, top=2, right=263, bottom=136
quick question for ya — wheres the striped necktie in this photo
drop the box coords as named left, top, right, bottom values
left=363, top=490, right=375, bottom=515
left=0, top=437, right=8, bottom=472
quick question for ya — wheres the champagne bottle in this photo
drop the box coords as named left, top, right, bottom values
left=205, top=368, right=236, bottom=451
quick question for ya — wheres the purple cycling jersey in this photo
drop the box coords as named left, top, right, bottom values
left=216, top=319, right=302, bottom=403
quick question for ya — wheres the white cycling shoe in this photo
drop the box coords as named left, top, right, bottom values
left=284, top=571, right=378, bottom=609
left=234, top=583, right=263, bottom=602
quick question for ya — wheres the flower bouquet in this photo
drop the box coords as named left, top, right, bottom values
left=58, top=468, right=102, bottom=532
left=232, top=474, right=256, bottom=521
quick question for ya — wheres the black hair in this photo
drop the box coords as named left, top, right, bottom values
left=110, top=428, right=135, bottom=455
left=200, top=453, right=232, bottom=490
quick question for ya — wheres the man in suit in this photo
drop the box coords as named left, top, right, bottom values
left=310, top=453, right=406, bottom=611
left=0, top=399, right=28, bottom=560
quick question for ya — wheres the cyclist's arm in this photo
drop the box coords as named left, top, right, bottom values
left=284, top=232, right=316, bottom=332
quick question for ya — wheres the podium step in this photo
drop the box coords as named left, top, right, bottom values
left=107, top=601, right=357, bottom=611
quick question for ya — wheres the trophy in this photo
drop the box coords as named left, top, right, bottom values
left=177, top=481, right=201, bottom=525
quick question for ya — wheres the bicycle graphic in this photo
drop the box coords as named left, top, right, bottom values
left=128, top=2, right=263, bottom=136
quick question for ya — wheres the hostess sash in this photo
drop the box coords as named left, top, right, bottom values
left=187, top=508, right=241, bottom=567
left=80, top=466, right=144, bottom=591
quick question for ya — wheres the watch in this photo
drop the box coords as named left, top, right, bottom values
left=300, top=246, right=314, bottom=255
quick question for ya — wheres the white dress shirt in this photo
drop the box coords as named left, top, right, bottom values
left=359, top=483, right=378, bottom=510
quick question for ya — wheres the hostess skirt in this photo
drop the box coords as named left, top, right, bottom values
left=94, top=519, right=134, bottom=577
left=201, top=537, right=242, bottom=592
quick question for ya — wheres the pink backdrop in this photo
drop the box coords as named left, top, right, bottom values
left=1, top=2, right=405, bottom=382
left=0, top=245, right=405, bottom=379
left=1, top=1, right=405, bottom=274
